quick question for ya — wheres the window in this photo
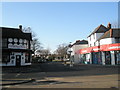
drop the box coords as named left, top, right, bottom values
left=115, top=37, right=120, bottom=43
left=90, top=37, right=91, bottom=41
left=94, top=34, right=95, bottom=39
left=89, top=44, right=91, bottom=47
left=25, top=53, right=30, bottom=63
left=2, top=38, right=7, bottom=48
left=2, top=52, right=10, bottom=63
left=94, top=42, right=96, bottom=46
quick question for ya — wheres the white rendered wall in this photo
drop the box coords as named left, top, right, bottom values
left=95, top=41, right=100, bottom=46
left=110, top=51, right=115, bottom=65
left=88, top=33, right=104, bottom=47
left=72, top=44, right=88, bottom=64
left=95, top=33, right=104, bottom=41
left=100, top=38, right=115, bottom=45
left=72, top=44, right=88, bottom=54
left=101, top=52, right=105, bottom=65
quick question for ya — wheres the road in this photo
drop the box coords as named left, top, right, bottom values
left=1, top=61, right=119, bottom=88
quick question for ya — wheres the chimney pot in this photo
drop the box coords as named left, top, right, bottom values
left=107, top=22, right=111, bottom=29
left=19, top=25, right=22, bottom=30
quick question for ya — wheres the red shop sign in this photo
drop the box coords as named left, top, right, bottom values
left=77, top=43, right=120, bottom=54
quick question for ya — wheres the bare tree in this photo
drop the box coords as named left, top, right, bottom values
left=22, top=27, right=36, bottom=38
left=55, top=43, right=68, bottom=60
left=22, top=27, right=42, bottom=56
left=32, top=38, right=43, bottom=55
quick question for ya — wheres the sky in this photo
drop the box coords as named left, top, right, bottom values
left=1, top=2, right=118, bottom=53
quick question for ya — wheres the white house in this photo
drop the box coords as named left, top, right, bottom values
left=87, top=23, right=110, bottom=47
left=70, top=40, right=88, bottom=64
left=97, top=28, right=120, bottom=65
left=82, top=23, right=120, bottom=65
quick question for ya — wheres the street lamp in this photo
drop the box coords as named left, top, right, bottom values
left=67, top=43, right=73, bottom=67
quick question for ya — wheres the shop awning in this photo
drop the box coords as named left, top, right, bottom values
left=77, top=43, right=120, bottom=54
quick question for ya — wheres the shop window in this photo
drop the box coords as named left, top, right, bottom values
left=2, top=38, right=7, bottom=48
left=2, top=52, right=10, bottom=63
left=80, top=54, right=86, bottom=64
left=115, top=51, right=120, bottom=64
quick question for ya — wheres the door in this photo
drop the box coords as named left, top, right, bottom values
left=92, top=52, right=98, bottom=64
left=105, top=51, right=111, bottom=65
left=16, top=55, right=21, bottom=66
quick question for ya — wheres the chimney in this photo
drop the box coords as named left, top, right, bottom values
left=107, top=22, right=111, bottom=29
left=19, top=25, right=22, bottom=31
left=76, top=40, right=80, bottom=42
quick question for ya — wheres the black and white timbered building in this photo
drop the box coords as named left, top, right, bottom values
left=1, top=25, right=33, bottom=66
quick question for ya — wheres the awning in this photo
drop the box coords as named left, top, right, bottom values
left=77, top=43, right=120, bottom=54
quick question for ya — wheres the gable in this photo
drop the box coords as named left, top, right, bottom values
left=87, top=24, right=108, bottom=37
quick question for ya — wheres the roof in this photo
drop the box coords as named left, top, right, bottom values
left=111, top=28, right=120, bottom=37
left=1, top=27, right=32, bottom=40
left=87, top=24, right=108, bottom=37
left=72, top=40, right=88, bottom=45
left=97, top=28, right=120, bottom=41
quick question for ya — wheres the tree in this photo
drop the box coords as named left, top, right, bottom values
left=22, top=27, right=42, bottom=56
left=32, top=38, right=43, bottom=56
left=36, top=49, right=50, bottom=56
left=55, top=43, right=68, bottom=60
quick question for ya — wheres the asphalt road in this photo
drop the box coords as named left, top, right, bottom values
left=39, top=61, right=119, bottom=77
left=1, top=61, right=119, bottom=88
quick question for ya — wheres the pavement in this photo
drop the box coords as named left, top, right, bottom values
left=1, top=62, right=120, bottom=88
left=1, top=63, right=44, bottom=86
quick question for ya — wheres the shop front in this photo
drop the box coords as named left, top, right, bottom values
left=114, top=50, right=120, bottom=65
left=104, top=51, right=111, bottom=65
left=92, top=52, right=102, bottom=64
left=2, top=49, right=32, bottom=66
left=78, top=43, right=120, bottom=65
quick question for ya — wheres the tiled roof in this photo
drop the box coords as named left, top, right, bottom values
left=97, top=28, right=120, bottom=41
left=72, top=40, right=88, bottom=45
left=87, top=24, right=108, bottom=37
left=111, top=28, right=120, bottom=38
left=1, top=27, right=32, bottom=40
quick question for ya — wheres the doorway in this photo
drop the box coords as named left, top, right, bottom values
left=105, top=51, right=111, bottom=65
left=16, top=55, right=21, bottom=66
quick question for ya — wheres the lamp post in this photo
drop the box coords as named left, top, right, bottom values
left=67, top=43, right=73, bottom=67
left=69, top=50, right=73, bottom=67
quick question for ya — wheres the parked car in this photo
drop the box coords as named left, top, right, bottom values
left=38, top=59, right=47, bottom=63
